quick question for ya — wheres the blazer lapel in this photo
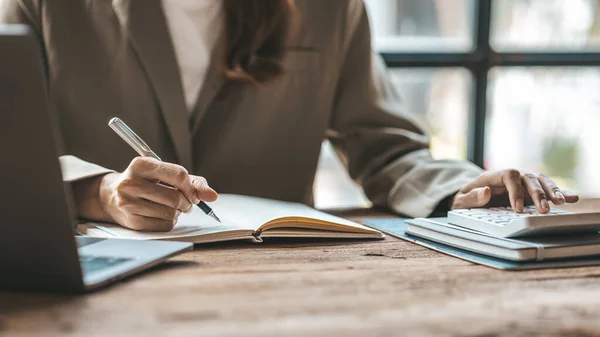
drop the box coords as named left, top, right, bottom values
left=113, top=0, right=192, bottom=169
left=190, top=35, right=228, bottom=134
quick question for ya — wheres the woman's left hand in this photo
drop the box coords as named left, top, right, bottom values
left=451, top=169, right=579, bottom=213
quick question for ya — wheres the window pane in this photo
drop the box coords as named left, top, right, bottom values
left=314, top=68, right=471, bottom=209
left=486, top=67, right=600, bottom=197
left=389, top=68, right=471, bottom=160
left=364, top=0, right=475, bottom=52
left=492, top=0, right=600, bottom=51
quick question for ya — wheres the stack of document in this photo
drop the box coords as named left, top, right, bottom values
left=406, top=218, right=600, bottom=261
left=364, top=218, right=600, bottom=270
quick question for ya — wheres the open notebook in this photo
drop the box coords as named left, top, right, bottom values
left=77, top=194, right=384, bottom=244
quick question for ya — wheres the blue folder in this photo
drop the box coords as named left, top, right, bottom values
left=363, top=218, right=600, bottom=270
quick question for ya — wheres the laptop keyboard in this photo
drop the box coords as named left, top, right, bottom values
left=79, top=255, right=132, bottom=274
left=75, top=236, right=106, bottom=247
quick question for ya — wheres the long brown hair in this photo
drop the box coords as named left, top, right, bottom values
left=222, top=0, right=297, bottom=86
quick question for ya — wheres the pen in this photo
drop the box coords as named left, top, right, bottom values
left=108, top=117, right=221, bottom=223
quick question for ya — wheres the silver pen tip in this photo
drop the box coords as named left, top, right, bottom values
left=210, top=212, right=222, bottom=223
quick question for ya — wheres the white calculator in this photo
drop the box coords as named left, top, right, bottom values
left=448, top=206, right=600, bottom=238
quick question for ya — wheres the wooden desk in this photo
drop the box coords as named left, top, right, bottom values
left=2, top=206, right=600, bottom=337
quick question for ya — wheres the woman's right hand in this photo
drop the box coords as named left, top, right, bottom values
left=80, top=157, right=218, bottom=232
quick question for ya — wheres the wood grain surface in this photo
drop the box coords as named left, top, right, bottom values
left=2, top=206, right=600, bottom=337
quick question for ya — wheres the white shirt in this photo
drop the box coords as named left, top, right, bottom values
left=162, top=0, right=223, bottom=112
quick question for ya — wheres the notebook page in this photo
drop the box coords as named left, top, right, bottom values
left=79, top=203, right=257, bottom=240
left=209, top=194, right=311, bottom=225
left=177, top=204, right=254, bottom=232
left=91, top=223, right=249, bottom=241
left=210, top=194, right=376, bottom=233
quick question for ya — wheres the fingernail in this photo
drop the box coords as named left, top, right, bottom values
left=193, top=196, right=201, bottom=204
left=541, top=198, right=550, bottom=211
left=516, top=199, right=524, bottom=213
left=185, top=204, right=194, bottom=214
left=555, top=191, right=566, bottom=205
left=176, top=210, right=182, bottom=218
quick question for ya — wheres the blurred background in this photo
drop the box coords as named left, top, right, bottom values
left=314, top=0, right=600, bottom=209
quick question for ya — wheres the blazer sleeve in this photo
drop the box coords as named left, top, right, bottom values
left=2, top=0, right=115, bottom=183
left=327, top=0, right=482, bottom=218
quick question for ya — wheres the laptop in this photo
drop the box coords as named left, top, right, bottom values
left=0, top=25, right=193, bottom=293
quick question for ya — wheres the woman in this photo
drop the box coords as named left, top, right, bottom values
left=1, top=0, right=578, bottom=231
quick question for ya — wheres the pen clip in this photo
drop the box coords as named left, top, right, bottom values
left=108, top=117, right=162, bottom=160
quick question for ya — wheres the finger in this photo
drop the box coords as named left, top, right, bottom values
left=460, top=169, right=520, bottom=193
left=521, top=173, right=550, bottom=213
left=537, top=174, right=565, bottom=205
left=561, top=190, right=580, bottom=203
left=459, top=172, right=495, bottom=193
left=496, top=169, right=525, bottom=212
left=124, top=214, right=177, bottom=232
left=119, top=178, right=193, bottom=212
left=458, top=170, right=525, bottom=212
left=190, top=176, right=218, bottom=202
left=128, top=198, right=182, bottom=222
left=116, top=194, right=181, bottom=222
left=490, top=186, right=508, bottom=195
left=129, top=157, right=200, bottom=204
left=451, top=187, right=492, bottom=210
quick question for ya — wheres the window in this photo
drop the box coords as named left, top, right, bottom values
left=487, top=67, right=600, bottom=196
left=492, top=0, right=600, bottom=51
left=365, top=0, right=474, bottom=52
left=314, top=0, right=600, bottom=209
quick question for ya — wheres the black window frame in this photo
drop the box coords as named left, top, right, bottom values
left=380, top=0, right=600, bottom=167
